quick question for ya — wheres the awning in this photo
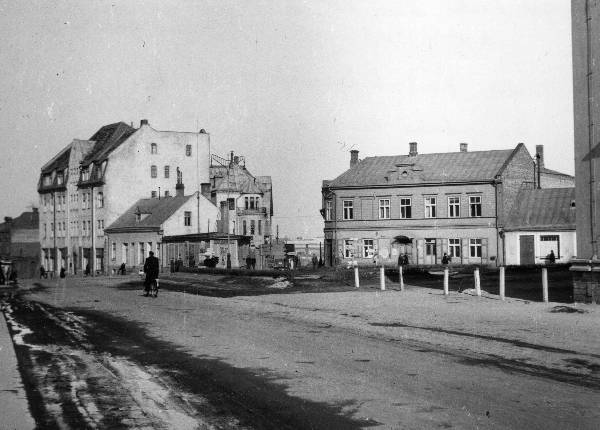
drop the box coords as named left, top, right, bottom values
left=393, top=235, right=413, bottom=244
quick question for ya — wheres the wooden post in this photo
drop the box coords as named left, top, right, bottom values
left=474, top=268, right=481, bottom=296
left=542, top=267, right=548, bottom=303
left=380, top=266, right=385, bottom=291
left=354, top=263, right=360, bottom=289
left=443, top=267, right=449, bottom=295
left=499, top=266, right=505, bottom=301
left=399, top=265, right=404, bottom=292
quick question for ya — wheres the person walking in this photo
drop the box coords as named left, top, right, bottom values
left=547, top=250, right=556, bottom=264
left=442, top=253, right=450, bottom=265
left=143, top=251, right=159, bottom=297
left=312, top=254, right=318, bottom=270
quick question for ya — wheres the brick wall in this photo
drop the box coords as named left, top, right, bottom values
left=498, top=144, right=534, bottom=226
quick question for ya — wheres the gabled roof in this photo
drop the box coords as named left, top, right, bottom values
left=105, top=195, right=193, bottom=232
left=327, top=148, right=518, bottom=187
left=41, top=144, right=71, bottom=174
left=541, top=167, right=574, bottom=179
left=504, top=187, right=576, bottom=231
left=0, top=210, right=39, bottom=231
left=211, top=164, right=267, bottom=195
left=81, top=122, right=137, bottom=166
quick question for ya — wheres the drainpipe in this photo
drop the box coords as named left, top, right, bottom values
left=91, top=186, right=95, bottom=276
left=536, top=153, right=541, bottom=189
left=53, top=191, right=57, bottom=274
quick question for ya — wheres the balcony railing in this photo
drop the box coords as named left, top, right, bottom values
left=237, top=207, right=267, bottom=216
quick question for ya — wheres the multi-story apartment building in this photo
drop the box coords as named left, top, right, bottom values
left=38, top=120, right=211, bottom=274
left=209, top=152, right=273, bottom=246
left=0, top=209, right=39, bottom=278
left=321, top=142, right=571, bottom=267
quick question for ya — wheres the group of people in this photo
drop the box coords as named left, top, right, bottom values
left=0, top=266, right=17, bottom=285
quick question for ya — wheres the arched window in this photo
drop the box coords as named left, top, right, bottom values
left=151, top=143, right=157, bottom=154
left=150, top=165, right=157, bottom=178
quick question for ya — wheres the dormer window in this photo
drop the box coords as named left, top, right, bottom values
left=151, top=143, right=158, bottom=154
left=56, top=172, right=64, bottom=185
left=43, top=174, right=52, bottom=186
left=81, top=167, right=90, bottom=181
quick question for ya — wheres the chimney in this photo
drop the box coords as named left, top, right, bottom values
left=535, top=145, right=544, bottom=168
left=409, top=142, right=418, bottom=157
left=350, top=150, right=359, bottom=168
left=200, top=183, right=211, bottom=197
left=176, top=182, right=185, bottom=197
left=460, top=143, right=468, bottom=152
left=140, top=119, right=149, bottom=127
left=32, top=207, right=39, bottom=214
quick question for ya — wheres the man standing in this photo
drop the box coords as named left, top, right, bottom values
left=143, top=251, right=159, bottom=297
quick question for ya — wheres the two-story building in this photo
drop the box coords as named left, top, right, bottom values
left=321, top=142, right=569, bottom=267
left=38, top=119, right=211, bottom=274
left=0, top=209, right=39, bottom=278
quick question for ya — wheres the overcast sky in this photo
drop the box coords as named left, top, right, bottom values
left=0, top=0, right=573, bottom=238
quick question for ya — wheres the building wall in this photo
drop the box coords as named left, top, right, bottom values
left=497, top=144, right=535, bottom=225
left=572, top=0, right=600, bottom=258
left=504, top=230, right=577, bottom=265
left=540, top=172, right=575, bottom=189
left=105, top=231, right=161, bottom=273
left=161, top=194, right=220, bottom=236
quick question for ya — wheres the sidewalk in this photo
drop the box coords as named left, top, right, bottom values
left=0, top=292, right=36, bottom=430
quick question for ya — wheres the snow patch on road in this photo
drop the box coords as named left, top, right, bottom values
left=267, top=278, right=291, bottom=289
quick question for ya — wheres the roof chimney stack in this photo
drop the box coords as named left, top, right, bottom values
left=460, top=143, right=468, bottom=152
left=409, top=142, right=418, bottom=157
left=140, top=119, right=149, bottom=127
left=535, top=145, right=544, bottom=168
left=350, top=149, right=359, bottom=168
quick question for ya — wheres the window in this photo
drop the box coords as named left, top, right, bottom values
left=424, top=196, right=437, bottom=218
left=139, top=242, right=145, bottom=263
left=43, top=223, right=46, bottom=239
left=151, top=143, right=157, bottom=154
left=449, top=238, right=461, bottom=258
left=81, top=167, right=90, bottom=181
left=164, top=165, right=170, bottom=178
left=185, top=144, right=192, bottom=156
left=243, top=220, right=247, bottom=235
left=50, top=223, right=54, bottom=238
left=363, top=239, right=374, bottom=258
left=97, top=192, right=104, bottom=208
left=228, top=198, right=235, bottom=210
left=400, top=198, right=412, bottom=219
left=540, top=235, right=560, bottom=259
left=379, top=199, right=390, bottom=219
left=325, top=200, right=332, bottom=221
left=164, top=191, right=170, bottom=197
left=258, top=220, right=262, bottom=235
left=56, top=172, right=64, bottom=185
left=151, top=165, right=157, bottom=178
left=344, top=239, right=354, bottom=258
left=425, top=238, right=436, bottom=256
left=58, top=222, right=62, bottom=237
left=343, top=200, right=354, bottom=220
left=250, top=220, right=255, bottom=235
left=151, top=191, right=157, bottom=198
left=469, top=239, right=482, bottom=258
left=111, top=242, right=116, bottom=261
left=43, top=174, right=52, bottom=186
left=469, top=195, right=482, bottom=217
left=184, top=211, right=191, bottom=226
left=448, top=196, right=460, bottom=218
left=97, top=219, right=104, bottom=232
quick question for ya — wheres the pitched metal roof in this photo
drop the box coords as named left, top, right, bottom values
left=41, top=144, right=71, bottom=174
left=105, top=195, right=193, bottom=232
left=81, top=122, right=137, bottom=166
left=504, top=187, right=576, bottom=231
left=327, top=148, right=518, bottom=188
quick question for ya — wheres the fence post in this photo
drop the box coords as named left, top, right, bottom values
left=380, top=265, right=386, bottom=291
left=354, top=262, right=360, bottom=289
left=399, top=265, right=404, bottom=292
left=542, top=267, right=548, bottom=303
left=499, top=266, right=505, bottom=301
left=474, top=267, right=481, bottom=296
left=443, top=267, right=449, bottom=295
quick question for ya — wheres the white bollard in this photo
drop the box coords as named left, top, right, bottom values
left=474, top=268, right=481, bottom=296
left=354, top=265, right=360, bottom=289
left=443, top=267, right=449, bottom=295
left=399, top=265, right=404, bottom=292
left=542, top=267, right=548, bottom=303
left=499, top=266, right=505, bottom=301
left=380, top=266, right=386, bottom=291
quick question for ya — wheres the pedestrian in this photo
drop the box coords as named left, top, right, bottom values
left=85, top=263, right=90, bottom=276
left=40, top=266, right=46, bottom=279
left=60, top=267, right=66, bottom=278
left=143, top=251, right=160, bottom=297
left=0, top=268, right=5, bottom=285
left=402, top=253, right=409, bottom=266
left=398, top=253, right=404, bottom=268
left=442, top=253, right=449, bottom=265
left=312, top=254, right=318, bottom=270
left=119, top=262, right=126, bottom=275
left=547, top=250, right=556, bottom=264
left=8, top=268, right=17, bottom=284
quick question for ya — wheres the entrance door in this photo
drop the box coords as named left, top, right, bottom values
left=325, top=239, right=333, bottom=266
left=424, top=238, right=436, bottom=265
left=519, top=235, right=535, bottom=265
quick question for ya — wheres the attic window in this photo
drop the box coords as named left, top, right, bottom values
left=571, top=200, right=576, bottom=208
left=151, top=143, right=158, bottom=154
left=401, top=171, right=408, bottom=178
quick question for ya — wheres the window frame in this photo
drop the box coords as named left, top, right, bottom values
left=448, top=238, right=461, bottom=258
left=400, top=197, right=412, bottom=219
left=469, top=238, right=482, bottom=258
left=164, top=165, right=170, bottom=178
left=325, top=200, right=332, bottom=221
left=343, top=200, right=354, bottom=220
left=363, top=239, right=374, bottom=258
left=151, top=165, right=157, bottom=178
left=151, top=143, right=158, bottom=154
left=379, top=199, right=391, bottom=219
left=469, top=195, right=482, bottom=217
left=184, top=211, right=192, bottom=226
left=447, top=196, right=460, bottom=218
left=344, top=239, right=354, bottom=258
left=424, top=196, right=437, bottom=218
left=185, top=144, right=192, bottom=156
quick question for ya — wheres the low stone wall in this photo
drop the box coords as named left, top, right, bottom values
left=570, top=259, right=600, bottom=303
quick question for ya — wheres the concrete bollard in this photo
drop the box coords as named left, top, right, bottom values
left=443, top=267, right=449, bottom=295
left=399, top=265, right=404, bottom=292
left=474, top=268, right=481, bottom=296
left=354, top=264, right=360, bottom=289
left=499, top=266, right=505, bottom=301
left=542, top=267, right=548, bottom=303
left=380, top=266, right=386, bottom=291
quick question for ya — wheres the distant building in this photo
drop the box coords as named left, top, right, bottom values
left=38, top=120, right=211, bottom=274
left=209, top=152, right=273, bottom=246
left=321, top=142, right=572, bottom=267
left=0, top=209, right=39, bottom=278
left=503, top=188, right=576, bottom=265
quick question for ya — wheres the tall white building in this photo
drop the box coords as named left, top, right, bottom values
left=38, top=120, right=211, bottom=274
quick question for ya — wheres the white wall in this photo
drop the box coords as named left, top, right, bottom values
left=504, top=231, right=577, bottom=265
left=162, top=193, right=220, bottom=235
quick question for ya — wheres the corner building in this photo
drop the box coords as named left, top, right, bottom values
left=321, top=142, right=567, bottom=267
left=38, top=120, right=210, bottom=274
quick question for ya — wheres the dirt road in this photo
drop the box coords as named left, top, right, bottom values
left=2, top=276, right=599, bottom=429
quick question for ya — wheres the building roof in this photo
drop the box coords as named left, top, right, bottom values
left=0, top=210, right=39, bottom=232
left=40, top=144, right=71, bottom=174
left=81, top=122, right=137, bottom=167
left=504, top=187, right=576, bottom=231
left=211, top=164, right=270, bottom=194
left=327, top=147, right=519, bottom=187
left=105, top=195, right=193, bottom=232
left=540, top=166, right=575, bottom=179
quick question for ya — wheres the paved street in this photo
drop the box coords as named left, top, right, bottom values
left=2, top=274, right=599, bottom=429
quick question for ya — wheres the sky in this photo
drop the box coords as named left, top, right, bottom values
left=0, top=0, right=574, bottom=238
